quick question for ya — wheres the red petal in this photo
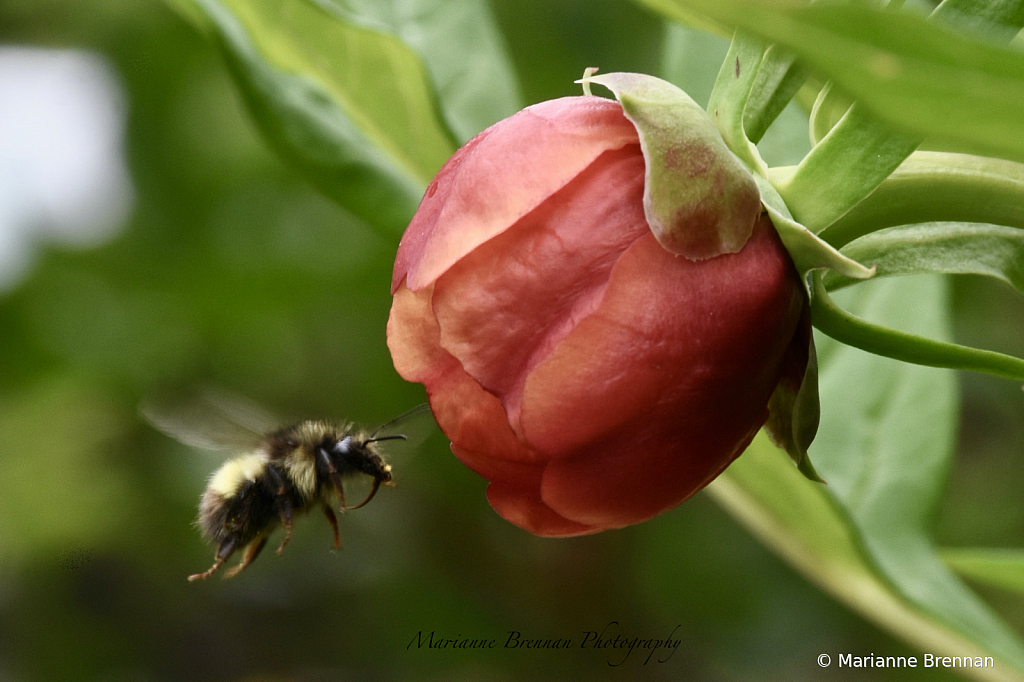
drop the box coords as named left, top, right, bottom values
left=485, top=484, right=600, bottom=537
left=452, top=443, right=545, bottom=491
left=520, top=219, right=804, bottom=527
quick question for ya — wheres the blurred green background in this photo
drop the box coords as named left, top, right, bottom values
left=0, top=0, right=1021, bottom=680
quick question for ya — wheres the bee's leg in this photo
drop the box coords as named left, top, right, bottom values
left=266, top=465, right=294, bottom=554
left=317, top=449, right=347, bottom=511
left=224, top=536, right=268, bottom=579
left=322, top=504, right=341, bottom=549
left=188, top=536, right=236, bottom=582
left=275, top=499, right=294, bottom=555
left=345, top=477, right=381, bottom=510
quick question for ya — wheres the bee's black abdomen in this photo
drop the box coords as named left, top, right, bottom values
left=198, top=471, right=280, bottom=548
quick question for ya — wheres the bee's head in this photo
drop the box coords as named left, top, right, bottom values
left=330, top=435, right=397, bottom=483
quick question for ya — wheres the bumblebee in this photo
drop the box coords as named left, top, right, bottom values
left=145, top=396, right=430, bottom=581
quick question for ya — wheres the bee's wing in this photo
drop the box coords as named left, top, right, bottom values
left=140, top=388, right=279, bottom=452
left=339, top=404, right=437, bottom=507
left=367, top=403, right=437, bottom=470
left=338, top=403, right=436, bottom=500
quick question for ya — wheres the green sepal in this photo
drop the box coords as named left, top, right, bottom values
left=764, top=310, right=825, bottom=483
left=706, top=33, right=769, bottom=175
left=743, top=46, right=808, bottom=146
left=579, top=71, right=762, bottom=259
left=774, top=104, right=921, bottom=233
left=808, top=82, right=853, bottom=146
left=822, top=222, right=1024, bottom=294
left=810, top=272, right=1024, bottom=382
left=755, top=174, right=875, bottom=286
left=700, top=34, right=871, bottom=288
left=706, top=32, right=808, bottom=164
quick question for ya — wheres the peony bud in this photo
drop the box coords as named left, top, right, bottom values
left=387, top=94, right=808, bottom=536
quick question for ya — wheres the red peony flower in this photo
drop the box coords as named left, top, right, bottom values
left=387, top=95, right=807, bottom=537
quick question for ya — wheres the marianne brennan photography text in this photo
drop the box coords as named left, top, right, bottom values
left=407, top=622, right=682, bottom=665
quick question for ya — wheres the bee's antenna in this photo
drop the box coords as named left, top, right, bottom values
left=364, top=434, right=408, bottom=445
left=368, top=403, right=431, bottom=438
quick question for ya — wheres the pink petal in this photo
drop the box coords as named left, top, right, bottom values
left=388, top=284, right=541, bottom=474
left=430, top=145, right=648, bottom=434
left=387, top=283, right=451, bottom=386
left=390, top=283, right=572, bottom=520
left=393, top=97, right=639, bottom=292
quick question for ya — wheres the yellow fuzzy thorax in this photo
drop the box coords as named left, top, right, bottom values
left=276, top=420, right=369, bottom=501
left=281, top=448, right=318, bottom=500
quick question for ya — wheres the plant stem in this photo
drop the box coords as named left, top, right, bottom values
left=810, top=273, right=1024, bottom=381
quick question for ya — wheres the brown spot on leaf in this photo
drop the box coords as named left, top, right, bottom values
left=663, top=143, right=716, bottom=178
left=735, top=57, right=741, bottom=78
left=667, top=201, right=722, bottom=259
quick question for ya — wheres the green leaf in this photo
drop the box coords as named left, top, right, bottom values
left=640, top=0, right=729, bottom=38
left=944, top=548, right=1024, bottom=596
left=710, top=276, right=1024, bottom=678
left=322, top=0, right=522, bottom=143
left=811, top=273, right=1024, bottom=381
left=931, top=0, right=1024, bottom=35
left=173, top=0, right=459, bottom=233
left=635, top=0, right=1024, bottom=165
left=814, top=276, right=1024, bottom=673
left=823, top=223, right=1024, bottom=293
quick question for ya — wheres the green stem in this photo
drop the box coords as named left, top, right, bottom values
left=810, top=273, right=1024, bottom=381
left=819, top=151, right=1024, bottom=248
